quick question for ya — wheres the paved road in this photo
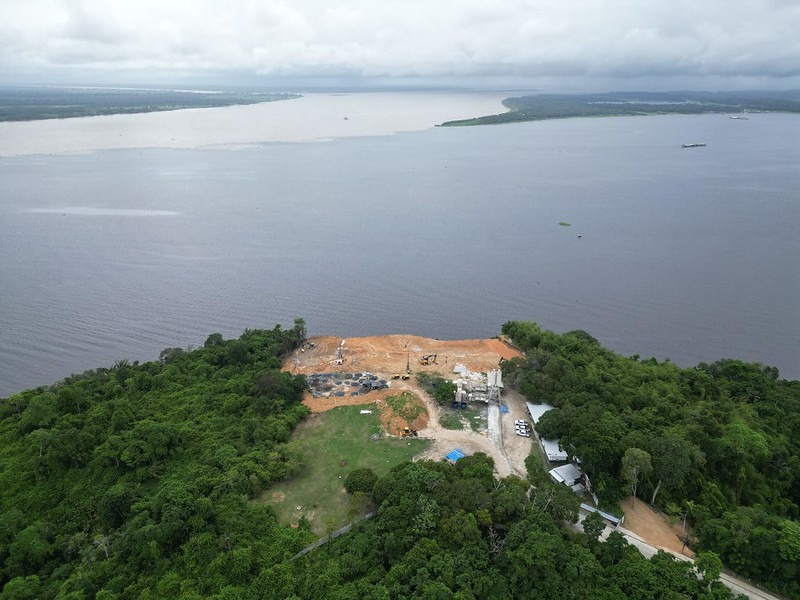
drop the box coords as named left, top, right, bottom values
left=576, top=512, right=782, bottom=600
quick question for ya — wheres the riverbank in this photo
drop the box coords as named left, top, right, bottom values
left=0, top=91, right=507, bottom=156
left=440, top=90, right=800, bottom=126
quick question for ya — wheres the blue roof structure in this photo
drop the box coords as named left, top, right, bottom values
left=445, top=448, right=467, bottom=463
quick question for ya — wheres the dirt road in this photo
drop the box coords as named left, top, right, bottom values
left=619, top=497, right=694, bottom=558
left=414, top=394, right=515, bottom=478
left=498, top=389, right=534, bottom=477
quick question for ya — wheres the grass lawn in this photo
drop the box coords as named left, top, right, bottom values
left=438, top=406, right=487, bottom=432
left=463, top=406, right=487, bottom=432
left=263, top=405, right=428, bottom=536
left=439, top=411, right=463, bottom=430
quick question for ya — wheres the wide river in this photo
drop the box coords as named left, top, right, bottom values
left=1, top=92, right=798, bottom=396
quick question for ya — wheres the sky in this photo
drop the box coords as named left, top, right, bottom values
left=2, top=0, right=799, bottom=90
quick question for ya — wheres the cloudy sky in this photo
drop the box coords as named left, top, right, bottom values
left=2, top=0, right=799, bottom=90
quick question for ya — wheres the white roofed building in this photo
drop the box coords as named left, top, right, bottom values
left=549, top=463, right=586, bottom=495
left=526, top=402, right=568, bottom=462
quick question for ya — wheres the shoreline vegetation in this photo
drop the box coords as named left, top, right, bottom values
left=0, top=323, right=797, bottom=598
left=439, top=90, right=800, bottom=126
left=0, top=86, right=301, bottom=121
left=5, top=87, right=800, bottom=126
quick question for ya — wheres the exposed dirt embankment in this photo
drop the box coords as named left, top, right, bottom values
left=620, top=497, right=695, bottom=558
left=284, top=334, right=522, bottom=415
left=281, top=333, right=524, bottom=478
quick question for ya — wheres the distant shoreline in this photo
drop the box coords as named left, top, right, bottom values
left=0, top=86, right=302, bottom=122
left=439, top=90, right=800, bottom=126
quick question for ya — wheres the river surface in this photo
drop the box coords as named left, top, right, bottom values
left=1, top=94, right=798, bottom=395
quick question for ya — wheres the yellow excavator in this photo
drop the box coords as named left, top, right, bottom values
left=400, top=427, right=418, bottom=438
left=418, top=354, right=437, bottom=366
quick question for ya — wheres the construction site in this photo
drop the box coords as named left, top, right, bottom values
left=276, top=333, right=713, bottom=587
left=283, top=334, right=529, bottom=477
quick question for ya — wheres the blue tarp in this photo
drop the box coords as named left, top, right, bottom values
left=500, top=404, right=509, bottom=413
left=445, top=448, right=467, bottom=463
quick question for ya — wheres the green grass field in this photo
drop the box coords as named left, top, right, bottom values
left=438, top=406, right=487, bottom=432
left=463, top=406, right=487, bottom=432
left=263, top=405, right=428, bottom=535
left=439, top=411, right=463, bottom=430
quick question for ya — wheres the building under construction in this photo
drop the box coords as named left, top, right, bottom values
left=454, top=368, right=503, bottom=404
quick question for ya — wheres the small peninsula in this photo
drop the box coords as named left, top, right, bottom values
left=1, top=322, right=797, bottom=599
left=440, top=90, right=800, bottom=126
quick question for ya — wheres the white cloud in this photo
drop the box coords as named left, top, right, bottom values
left=1, top=0, right=799, bottom=86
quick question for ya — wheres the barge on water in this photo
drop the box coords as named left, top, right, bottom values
left=681, top=143, right=707, bottom=148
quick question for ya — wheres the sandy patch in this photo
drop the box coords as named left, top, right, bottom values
left=621, top=497, right=695, bottom=558
left=286, top=334, right=521, bottom=378
left=293, top=334, right=522, bottom=416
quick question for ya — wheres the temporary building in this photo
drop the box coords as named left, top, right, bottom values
left=549, top=463, right=583, bottom=487
left=541, top=439, right=569, bottom=462
left=526, top=402, right=569, bottom=462
left=445, top=448, right=467, bottom=464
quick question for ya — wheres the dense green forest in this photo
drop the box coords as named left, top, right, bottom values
left=289, top=454, right=743, bottom=599
left=2, top=320, right=797, bottom=598
left=440, top=90, right=800, bottom=126
left=500, top=321, right=800, bottom=599
left=0, top=322, right=314, bottom=598
left=0, top=86, right=300, bottom=121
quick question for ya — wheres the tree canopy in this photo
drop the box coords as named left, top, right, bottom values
left=0, top=323, right=313, bottom=598
left=1, top=318, right=795, bottom=598
left=501, top=320, right=800, bottom=598
left=288, top=456, right=741, bottom=599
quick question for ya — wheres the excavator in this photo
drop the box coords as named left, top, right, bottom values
left=400, top=427, right=418, bottom=438
left=418, top=354, right=437, bottom=366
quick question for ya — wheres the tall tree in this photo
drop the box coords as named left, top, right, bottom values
left=649, top=435, right=700, bottom=506
left=621, top=448, right=652, bottom=505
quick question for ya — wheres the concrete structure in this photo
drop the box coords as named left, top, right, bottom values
left=487, top=369, right=503, bottom=402
left=453, top=368, right=504, bottom=404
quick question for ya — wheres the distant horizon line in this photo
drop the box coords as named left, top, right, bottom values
left=2, top=82, right=799, bottom=96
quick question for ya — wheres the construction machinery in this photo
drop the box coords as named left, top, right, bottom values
left=400, top=427, right=418, bottom=438
left=418, top=354, right=437, bottom=366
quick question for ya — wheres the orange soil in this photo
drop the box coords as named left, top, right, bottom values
left=284, top=334, right=523, bottom=414
left=379, top=391, right=429, bottom=436
left=621, top=497, right=695, bottom=558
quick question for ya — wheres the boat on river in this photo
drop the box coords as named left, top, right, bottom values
left=681, top=143, right=707, bottom=148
